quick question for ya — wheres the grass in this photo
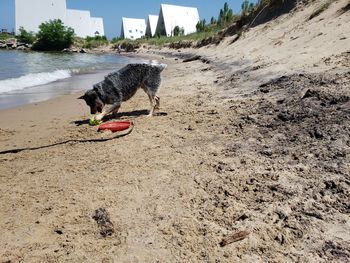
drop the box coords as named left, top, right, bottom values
left=83, top=39, right=109, bottom=49
left=82, top=36, right=109, bottom=49
left=112, top=28, right=221, bottom=49
left=0, top=34, right=14, bottom=41
left=309, top=0, right=334, bottom=20
left=72, top=36, right=109, bottom=49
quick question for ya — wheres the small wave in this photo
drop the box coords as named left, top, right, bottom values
left=0, top=70, right=72, bottom=93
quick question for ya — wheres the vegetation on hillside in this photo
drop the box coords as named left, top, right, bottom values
left=111, top=1, right=253, bottom=49
left=82, top=35, right=109, bottom=49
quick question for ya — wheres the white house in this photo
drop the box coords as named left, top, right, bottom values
left=90, top=17, right=104, bottom=36
left=65, top=9, right=92, bottom=37
left=15, top=0, right=67, bottom=34
left=15, top=0, right=104, bottom=38
left=120, top=17, right=146, bottom=40
left=155, top=4, right=200, bottom=37
left=145, top=15, right=158, bottom=37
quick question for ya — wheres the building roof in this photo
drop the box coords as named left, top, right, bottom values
left=146, top=15, right=158, bottom=37
left=155, top=4, right=200, bottom=37
left=121, top=17, right=146, bottom=40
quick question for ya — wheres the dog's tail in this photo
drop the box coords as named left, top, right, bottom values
left=157, top=63, right=167, bottom=71
left=149, top=61, right=167, bottom=72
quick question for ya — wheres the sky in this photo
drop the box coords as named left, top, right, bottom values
left=0, top=0, right=251, bottom=38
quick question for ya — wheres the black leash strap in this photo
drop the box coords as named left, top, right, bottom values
left=0, top=124, right=134, bottom=155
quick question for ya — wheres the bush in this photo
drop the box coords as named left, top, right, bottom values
left=111, top=37, right=123, bottom=43
left=16, top=27, right=36, bottom=44
left=86, top=35, right=107, bottom=42
left=173, top=26, right=184, bottom=36
left=0, top=34, right=13, bottom=40
left=32, top=19, right=75, bottom=51
left=83, top=35, right=109, bottom=49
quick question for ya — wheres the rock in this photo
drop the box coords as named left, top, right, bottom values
left=92, top=208, right=115, bottom=237
left=16, top=45, right=27, bottom=51
left=79, top=48, right=87, bottom=53
left=5, top=39, right=17, bottom=48
left=62, top=47, right=80, bottom=53
left=309, top=127, right=324, bottom=139
left=6, top=42, right=14, bottom=48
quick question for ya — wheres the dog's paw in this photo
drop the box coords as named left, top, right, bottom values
left=95, top=114, right=104, bottom=121
left=155, top=96, right=160, bottom=109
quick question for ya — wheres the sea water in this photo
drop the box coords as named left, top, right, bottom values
left=0, top=50, right=145, bottom=109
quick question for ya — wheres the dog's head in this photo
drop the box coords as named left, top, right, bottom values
left=78, top=88, right=105, bottom=115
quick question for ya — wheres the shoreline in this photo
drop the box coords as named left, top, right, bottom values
left=0, top=51, right=158, bottom=111
left=0, top=70, right=109, bottom=111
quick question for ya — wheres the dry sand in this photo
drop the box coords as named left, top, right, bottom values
left=1, top=0, right=349, bottom=262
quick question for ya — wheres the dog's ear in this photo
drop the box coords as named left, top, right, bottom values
left=78, top=95, right=85, bottom=100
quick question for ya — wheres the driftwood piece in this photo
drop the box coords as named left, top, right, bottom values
left=183, top=55, right=202, bottom=63
left=220, top=230, right=250, bottom=247
left=92, top=208, right=115, bottom=237
left=183, top=55, right=211, bottom=64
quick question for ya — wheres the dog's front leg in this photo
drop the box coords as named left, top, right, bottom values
left=147, top=95, right=160, bottom=117
left=95, top=104, right=120, bottom=121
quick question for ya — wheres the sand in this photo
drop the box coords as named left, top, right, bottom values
left=1, top=0, right=349, bottom=262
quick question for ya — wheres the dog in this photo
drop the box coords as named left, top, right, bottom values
left=79, top=63, right=167, bottom=121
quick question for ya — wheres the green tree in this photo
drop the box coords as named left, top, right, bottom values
left=218, top=9, right=224, bottom=25
left=32, top=19, right=75, bottom=51
left=218, top=2, right=235, bottom=26
left=173, top=26, right=184, bottom=36
left=16, top=27, right=36, bottom=44
left=241, top=0, right=255, bottom=16
left=196, top=19, right=206, bottom=32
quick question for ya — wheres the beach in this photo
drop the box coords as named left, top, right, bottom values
left=1, top=0, right=350, bottom=262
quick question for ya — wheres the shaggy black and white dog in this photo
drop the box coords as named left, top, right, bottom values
left=79, top=63, right=167, bottom=120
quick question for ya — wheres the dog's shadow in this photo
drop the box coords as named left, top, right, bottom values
left=73, top=110, right=167, bottom=126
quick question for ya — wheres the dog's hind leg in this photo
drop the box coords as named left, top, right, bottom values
left=155, top=96, right=160, bottom=109
left=141, top=83, right=159, bottom=116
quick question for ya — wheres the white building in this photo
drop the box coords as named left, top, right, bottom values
left=15, top=0, right=104, bottom=38
left=90, top=17, right=104, bottom=36
left=155, top=4, right=200, bottom=37
left=15, top=0, right=67, bottom=34
left=145, top=15, right=158, bottom=37
left=120, top=17, right=146, bottom=40
left=65, top=9, right=91, bottom=37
